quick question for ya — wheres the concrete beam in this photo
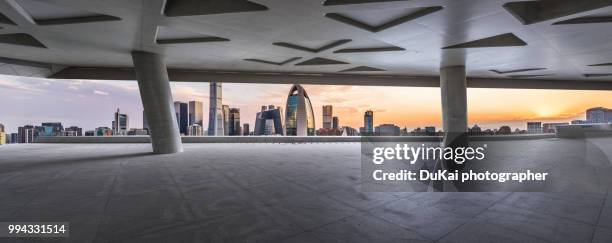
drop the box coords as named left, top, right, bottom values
left=49, top=66, right=612, bottom=90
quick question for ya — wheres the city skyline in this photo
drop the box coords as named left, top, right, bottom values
left=2, top=74, right=612, bottom=133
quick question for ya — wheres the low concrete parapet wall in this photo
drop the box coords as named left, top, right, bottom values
left=556, top=124, right=612, bottom=138
left=36, top=134, right=556, bottom=144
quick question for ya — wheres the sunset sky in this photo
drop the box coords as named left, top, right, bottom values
left=1, top=74, right=611, bottom=133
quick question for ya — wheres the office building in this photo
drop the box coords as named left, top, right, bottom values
left=222, top=105, right=230, bottom=136
left=96, top=127, right=113, bottom=136
left=18, top=125, right=35, bottom=143
left=63, top=126, right=83, bottom=136
left=187, top=124, right=203, bottom=136
left=363, top=110, right=374, bottom=135
left=0, top=123, right=4, bottom=133
left=527, top=122, right=542, bottom=134
left=332, top=116, right=339, bottom=130
left=189, top=101, right=203, bottom=126
left=255, top=105, right=284, bottom=136
left=425, top=126, right=436, bottom=136
left=285, top=84, right=315, bottom=136
left=586, top=107, right=611, bottom=124
left=0, top=131, right=5, bottom=145
left=375, top=124, right=401, bottom=136
left=228, top=108, right=241, bottom=136
left=243, top=123, right=250, bottom=136
left=342, top=126, right=358, bottom=136
left=174, top=102, right=188, bottom=135
left=39, top=122, right=63, bottom=137
left=322, top=105, right=333, bottom=129
left=113, top=109, right=129, bottom=135
left=208, top=82, right=224, bottom=136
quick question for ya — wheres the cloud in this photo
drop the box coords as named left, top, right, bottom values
left=93, top=90, right=109, bottom=96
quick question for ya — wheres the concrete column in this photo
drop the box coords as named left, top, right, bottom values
left=440, top=65, right=468, bottom=149
left=131, top=51, right=183, bottom=154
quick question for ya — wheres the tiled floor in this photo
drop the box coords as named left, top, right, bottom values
left=0, top=139, right=611, bottom=242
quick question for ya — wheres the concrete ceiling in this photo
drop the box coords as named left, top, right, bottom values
left=0, top=0, right=612, bottom=88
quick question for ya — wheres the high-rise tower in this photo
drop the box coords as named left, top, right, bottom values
left=208, top=82, right=224, bottom=136
left=285, top=84, right=315, bottom=136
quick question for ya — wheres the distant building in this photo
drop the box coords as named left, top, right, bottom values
left=96, top=127, right=113, bottom=136
left=341, top=126, right=358, bottom=136
left=254, top=105, right=284, bottom=136
left=0, top=131, right=5, bottom=145
left=363, top=110, right=374, bottom=135
left=228, top=108, right=241, bottom=136
left=208, top=82, right=224, bottom=136
left=174, top=102, right=188, bottom=135
left=18, top=125, right=35, bottom=143
left=222, top=105, right=230, bottom=136
left=586, top=107, right=611, bottom=124
left=113, top=108, right=129, bottom=135
left=187, top=124, right=203, bottom=136
left=128, top=128, right=149, bottom=136
left=189, top=101, right=203, bottom=126
left=39, top=122, right=63, bottom=137
left=542, top=122, right=569, bottom=133
left=84, top=130, right=95, bottom=136
left=0, top=123, right=4, bottom=133
left=243, top=123, right=250, bottom=136
left=285, top=84, right=315, bottom=136
left=10, top=133, right=18, bottom=144
left=322, top=105, right=333, bottom=129
left=332, top=116, right=339, bottom=130
left=63, top=126, right=82, bottom=136
left=375, top=124, right=400, bottom=136
left=527, top=122, right=542, bottom=134
left=424, top=126, right=436, bottom=136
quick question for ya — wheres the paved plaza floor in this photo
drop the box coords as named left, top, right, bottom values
left=1, top=139, right=612, bottom=242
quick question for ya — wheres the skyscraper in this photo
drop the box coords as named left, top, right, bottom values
left=18, top=125, right=35, bottom=143
left=113, top=108, right=129, bottom=135
left=243, top=123, right=250, bottom=136
left=587, top=107, right=612, bottom=124
left=285, top=84, right=315, bottom=136
left=64, top=126, right=82, bottom=136
left=323, top=105, right=333, bottom=129
left=187, top=124, right=203, bottom=136
left=228, top=108, right=241, bottom=136
left=189, top=101, right=203, bottom=126
left=208, top=82, right=224, bottom=136
left=332, top=116, right=339, bottom=130
left=174, top=102, right=188, bottom=135
left=222, top=105, right=230, bottom=136
left=254, top=105, right=284, bottom=136
left=364, top=110, right=374, bottom=134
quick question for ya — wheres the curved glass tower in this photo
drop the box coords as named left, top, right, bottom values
left=285, top=84, right=315, bottom=136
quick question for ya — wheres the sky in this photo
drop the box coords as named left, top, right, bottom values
left=1, top=74, right=612, bottom=134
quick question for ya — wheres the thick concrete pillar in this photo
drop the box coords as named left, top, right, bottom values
left=440, top=65, right=469, bottom=149
left=131, top=51, right=183, bottom=154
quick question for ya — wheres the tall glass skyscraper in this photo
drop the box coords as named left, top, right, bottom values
left=208, top=82, right=224, bottom=136
left=222, top=105, right=230, bottom=136
left=364, top=110, right=374, bottom=134
left=322, top=105, right=333, bottom=129
left=174, top=102, right=188, bottom=135
left=189, top=101, right=203, bottom=126
left=285, top=84, right=315, bottom=136
left=113, top=108, right=128, bottom=135
left=228, top=108, right=241, bottom=136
